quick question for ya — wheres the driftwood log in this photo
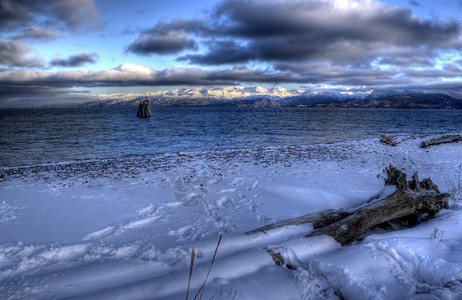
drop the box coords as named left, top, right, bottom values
left=380, top=134, right=399, bottom=146
left=250, top=166, right=450, bottom=247
left=421, top=134, right=462, bottom=148
left=380, top=134, right=414, bottom=146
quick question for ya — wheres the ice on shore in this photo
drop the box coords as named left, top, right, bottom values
left=1, top=134, right=462, bottom=299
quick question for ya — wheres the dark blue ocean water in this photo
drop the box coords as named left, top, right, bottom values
left=0, top=107, right=461, bottom=167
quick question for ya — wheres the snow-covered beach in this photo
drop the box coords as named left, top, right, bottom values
left=1, top=134, right=462, bottom=299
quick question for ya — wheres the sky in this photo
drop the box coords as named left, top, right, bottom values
left=1, top=0, right=462, bottom=107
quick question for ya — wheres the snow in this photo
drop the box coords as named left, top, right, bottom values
left=1, top=133, right=462, bottom=299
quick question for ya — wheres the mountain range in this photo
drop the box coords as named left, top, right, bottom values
left=66, top=86, right=462, bottom=109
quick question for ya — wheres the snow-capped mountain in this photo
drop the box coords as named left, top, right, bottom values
left=90, top=86, right=369, bottom=107
left=60, top=86, right=461, bottom=109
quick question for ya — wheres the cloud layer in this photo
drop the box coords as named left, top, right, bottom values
left=2, top=0, right=462, bottom=106
left=127, top=0, right=462, bottom=70
left=1, top=62, right=461, bottom=90
left=0, top=0, right=100, bottom=31
left=0, top=0, right=102, bottom=74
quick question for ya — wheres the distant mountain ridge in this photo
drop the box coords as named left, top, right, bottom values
left=80, top=86, right=371, bottom=108
left=49, top=86, right=462, bottom=109
left=316, top=92, right=462, bottom=109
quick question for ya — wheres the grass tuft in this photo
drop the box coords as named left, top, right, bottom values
left=446, top=164, right=462, bottom=202
left=186, top=234, right=225, bottom=300
left=430, top=227, right=445, bottom=241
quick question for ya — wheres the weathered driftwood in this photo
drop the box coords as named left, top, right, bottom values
left=380, top=134, right=399, bottom=146
left=247, top=209, right=350, bottom=234
left=380, top=133, right=414, bottom=146
left=308, top=166, right=449, bottom=245
left=420, top=134, right=462, bottom=148
left=250, top=166, right=449, bottom=247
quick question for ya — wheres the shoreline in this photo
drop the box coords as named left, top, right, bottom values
left=1, top=132, right=460, bottom=182
left=0, top=137, right=403, bottom=182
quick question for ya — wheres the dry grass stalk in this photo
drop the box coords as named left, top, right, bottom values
left=193, top=233, right=223, bottom=300
left=186, top=249, right=196, bottom=300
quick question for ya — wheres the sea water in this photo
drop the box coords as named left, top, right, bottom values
left=1, top=107, right=461, bottom=167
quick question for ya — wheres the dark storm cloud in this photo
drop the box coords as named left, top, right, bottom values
left=128, top=0, right=461, bottom=67
left=0, top=0, right=100, bottom=31
left=49, top=53, right=99, bottom=68
left=198, top=0, right=461, bottom=65
left=0, top=40, right=43, bottom=67
left=126, top=30, right=197, bottom=55
left=0, top=0, right=34, bottom=29
left=126, top=18, right=204, bottom=55
left=177, top=40, right=256, bottom=65
left=12, top=26, right=59, bottom=42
